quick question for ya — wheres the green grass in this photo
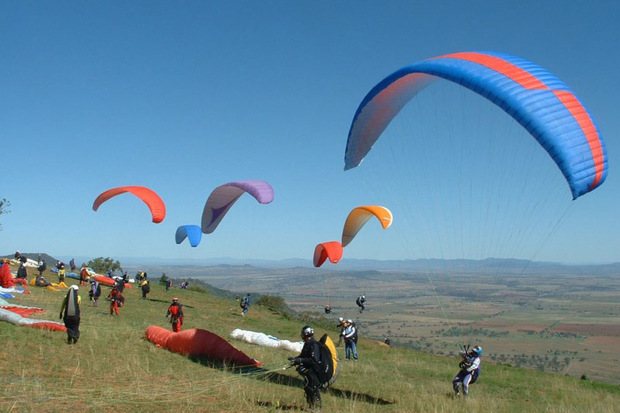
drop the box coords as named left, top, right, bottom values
left=1, top=268, right=619, bottom=412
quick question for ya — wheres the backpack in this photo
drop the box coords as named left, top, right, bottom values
left=316, top=334, right=339, bottom=388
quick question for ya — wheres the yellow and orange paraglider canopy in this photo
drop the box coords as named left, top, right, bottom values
left=341, top=206, right=392, bottom=247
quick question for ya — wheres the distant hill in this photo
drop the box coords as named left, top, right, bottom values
left=114, top=257, right=620, bottom=279
left=4, top=252, right=620, bottom=277
left=2, top=252, right=59, bottom=266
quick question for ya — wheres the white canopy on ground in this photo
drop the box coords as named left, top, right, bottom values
left=231, top=328, right=303, bottom=353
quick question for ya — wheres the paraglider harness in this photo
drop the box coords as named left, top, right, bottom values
left=108, top=288, right=124, bottom=307
left=458, top=344, right=480, bottom=384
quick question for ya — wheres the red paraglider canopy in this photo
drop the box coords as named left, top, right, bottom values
left=313, top=241, right=344, bottom=267
left=92, top=186, right=166, bottom=223
left=145, top=326, right=261, bottom=367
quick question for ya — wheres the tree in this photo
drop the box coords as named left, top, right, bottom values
left=87, top=257, right=122, bottom=274
left=0, top=198, right=11, bottom=230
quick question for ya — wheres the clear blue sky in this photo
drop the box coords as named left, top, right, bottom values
left=1, top=1, right=618, bottom=264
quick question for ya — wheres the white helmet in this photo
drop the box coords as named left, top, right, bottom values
left=70, top=285, right=79, bottom=291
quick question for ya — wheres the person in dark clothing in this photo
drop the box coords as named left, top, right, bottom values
left=16, top=262, right=28, bottom=280
left=37, top=261, right=47, bottom=277
left=165, top=278, right=173, bottom=291
left=69, top=258, right=76, bottom=271
left=140, top=279, right=150, bottom=299
left=60, top=285, right=81, bottom=344
left=114, top=278, right=125, bottom=293
left=35, top=274, right=52, bottom=287
left=288, top=325, right=322, bottom=411
left=89, top=279, right=101, bottom=307
left=356, top=294, right=366, bottom=313
left=240, top=293, right=251, bottom=316
left=166, top=297, right=184, bottom=332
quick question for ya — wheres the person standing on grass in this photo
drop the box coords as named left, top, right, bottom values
left=57, top=264, right=66, bottom=283
left=166, top=297, right=184, bottom=332
left=452, top=345, right=482, bottom=397
left=336, top=317, right=346, bottom=346
left=108, top=286, right=123, bottom=315
left=140, top=278, right=150, bottom=300
left=37, top=260, right=47, bottom=277
left=343, top=319, right=358, bottom=360
left=288, top=325, right=322, bottom=411
left=240, top=293, right=250, bottom=316
left=79, top=265, right=89, bottom=286
left=16, top=261, right=28, bottom=281
left=59, top=285, right=81, bottom=344
left=89, top=278, right=101, bottom=307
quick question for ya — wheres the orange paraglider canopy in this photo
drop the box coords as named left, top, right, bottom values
left=92, top=186, right=166, bottom=223
left=313, top=241, right=344, bottom=268
left=341, top=206, right=392, bottom=247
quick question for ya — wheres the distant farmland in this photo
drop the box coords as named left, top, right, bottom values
left=178, top=264, right=620, bottom=384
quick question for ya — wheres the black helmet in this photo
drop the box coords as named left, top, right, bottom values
left=301, top=325, right=314, bottom=338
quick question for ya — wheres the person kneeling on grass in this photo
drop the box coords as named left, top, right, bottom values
left=452, top=345, right=482, bottom=397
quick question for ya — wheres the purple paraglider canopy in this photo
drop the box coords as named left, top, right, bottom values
left=201, top=180, right=274, bottom=234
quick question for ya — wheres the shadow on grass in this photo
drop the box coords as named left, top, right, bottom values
left=146, top=298, right=194, bottom=308
left=255, top=401, right=304, bottom=410
left=187, top=356, right=394, bottom=406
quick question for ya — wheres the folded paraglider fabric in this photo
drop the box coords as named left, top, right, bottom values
left=93, top=275, right=132, bottom=288
left=0, top=307, right=66, bottom=332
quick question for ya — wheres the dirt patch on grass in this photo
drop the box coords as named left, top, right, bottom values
left=478, top=321, right=546, bottom=333
left=583, top=336, right=620, bottom=346
left=551, top=323, right=620, bottom=336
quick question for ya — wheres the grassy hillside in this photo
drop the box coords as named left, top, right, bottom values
left=1, top=266, right=619, bottom=412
